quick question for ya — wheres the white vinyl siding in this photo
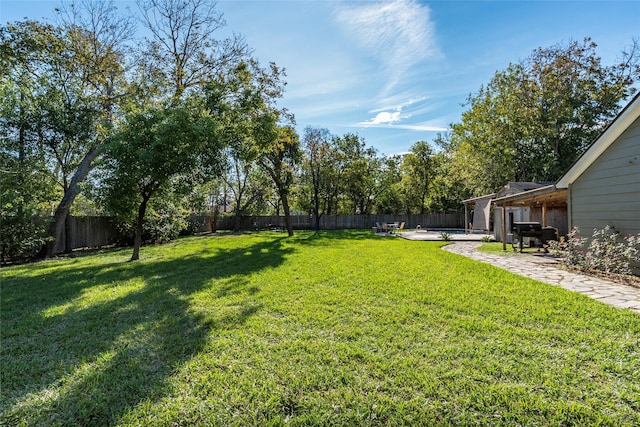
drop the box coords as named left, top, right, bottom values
left=570, top=116, right=640, bottom=236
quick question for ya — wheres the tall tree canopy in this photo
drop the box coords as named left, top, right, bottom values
left=206, top=59, right=290, bottom=232
left=333, top=133, right=380, bottom=215
left=398, top=140, right=434, bottom=214
left=0, top=24, right=58, bottom=260
left=298, top=127, right=336, bottom=230
left=0, top=0, right=303, bottom=261
left=258, top=125, right=301, bottom=236
left=446, top=38, right=640, bottom=196
left=0, top=7, right=132, bottom=257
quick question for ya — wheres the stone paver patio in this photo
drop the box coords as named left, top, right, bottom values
left=440, top=241, right=640, bottom=314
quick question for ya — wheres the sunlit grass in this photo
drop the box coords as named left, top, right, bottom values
left=2, top=231, right=639, bottom=426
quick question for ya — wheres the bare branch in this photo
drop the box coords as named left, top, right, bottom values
left=137, top=0, right=249, bottom=99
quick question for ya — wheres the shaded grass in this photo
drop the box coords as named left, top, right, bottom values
left=476, top=242, right=540, bottom=256
left=2, top=231, right=639, bottom=426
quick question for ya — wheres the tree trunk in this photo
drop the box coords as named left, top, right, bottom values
left=312, top=188, right=321, bottom=231
left=18, top=92, right=26, bottom=217
left=131, top=196, right=149, bottom=261
left=210, top=210, right=218, bottom=233
left=234, top=208, right=242, bottom=232
left=281, top=190, right=294, bottom=237
left=41, top=146, right=99, bottom=257
left=64, top=215, right=73, bottom=254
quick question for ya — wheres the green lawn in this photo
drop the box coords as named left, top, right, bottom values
left=2, top=231, right=639, bottom=426
left=477, top=242, right=534, bottom=256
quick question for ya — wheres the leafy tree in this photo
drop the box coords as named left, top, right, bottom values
left=427, top=151, right=467, bottom=213
left=258, top=125, right=301, bottom=236
left=298, top=129, right=391, bottom=219
left=0, top=23, right=48, bottom=261
left=298, top=127, right=338, bottom=230
left=223, top=150, right=264, bottom=231
left=0, top=79, right=56, bottom=262
left=1, top=4, right=132, bottom=257
left=99, top=99, right=222, bottom=261
left=398, top=140, right=434, bottom=214
left=205, top=60, right=289, bottom=232
left=372, top=155, right=404, bottom=214
left=333, top=133, right=380, bottom=215
left=447, top=38, right=639, bottom=196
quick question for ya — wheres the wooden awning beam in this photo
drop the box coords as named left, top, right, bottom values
left=493, top=186, right=567, bottom=207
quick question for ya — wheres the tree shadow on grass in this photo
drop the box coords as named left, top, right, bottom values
left=1, top=236, right=293, bottom=426
left=291, top=229, right=380, bottom=246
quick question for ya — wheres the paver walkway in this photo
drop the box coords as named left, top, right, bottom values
left=442, top=241, right=640, bottom=314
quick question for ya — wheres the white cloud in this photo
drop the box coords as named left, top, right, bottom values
left=334, top=0, right=440, bottom=92
left=357, top=105, right=449, bottom=131
left=358, top=95, right=449, bottom=130
left=361, top=111, right=403, bottom=126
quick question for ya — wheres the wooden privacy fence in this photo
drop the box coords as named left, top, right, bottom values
left=53, top=213, right=464, bottom=254
left=42, top=216, right=122, bottom=255
left=65, top=216, right=122, bottom=251
left=190, top=213, right=464, bottom=233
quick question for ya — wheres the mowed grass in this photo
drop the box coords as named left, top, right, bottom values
left=478, top=242, right=548, bottom=256
left=2, top=231, right=639, bottom=426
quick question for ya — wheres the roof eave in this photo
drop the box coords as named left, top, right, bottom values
left=462, top=193, right=497, bottom=204
left=492, top=184, right=566, bottom=206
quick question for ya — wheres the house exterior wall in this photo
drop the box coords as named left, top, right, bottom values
left=569, top=116, right=640, bottom=236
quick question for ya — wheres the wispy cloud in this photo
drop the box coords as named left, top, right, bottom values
left=334, top=0, right=440, bottom=92
left=357, top=116, right=448, bottom=132
left=369, top=96, right=427, bottom=114
left=392, top=123, right=449, bottom=132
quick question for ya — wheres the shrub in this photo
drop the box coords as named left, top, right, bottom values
left=548, top=227, right=588, bottom=268
left=549, top=226, right=640, bottom=276
left=111, top=202, right=191, bottom=246
left=440, top=232, right=451, bottom=242
left=142, top=202, right=190, bottom=244
left=585, top=226, right=640, bottom=275
left=0, top=213, right=49, bottom=263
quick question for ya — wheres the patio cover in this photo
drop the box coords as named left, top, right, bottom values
left=492, top=184, right=568, bottom=250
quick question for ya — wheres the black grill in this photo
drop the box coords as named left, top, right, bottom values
left=511, top=222, right=557, bottom=252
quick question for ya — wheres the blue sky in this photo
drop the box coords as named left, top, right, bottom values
left=2, top=1, right=639, bottom=155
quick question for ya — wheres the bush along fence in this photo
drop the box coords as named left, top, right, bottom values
left=1, top=216, right=124, bottom=264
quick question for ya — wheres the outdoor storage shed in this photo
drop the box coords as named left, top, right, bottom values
left=556, top=92, right=640, bottom=237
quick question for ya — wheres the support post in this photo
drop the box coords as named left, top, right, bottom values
left=464, top=203, right=469, bottom=234
left=501, top=205, right=507, bottom=251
